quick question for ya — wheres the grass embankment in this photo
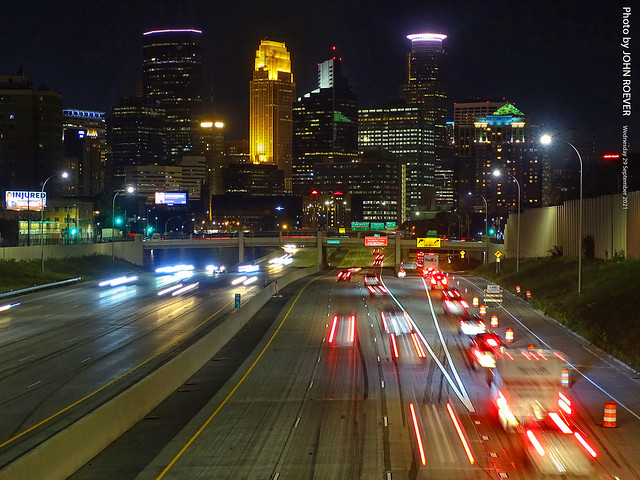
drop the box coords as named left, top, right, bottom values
left=0, top=255, right=143, bottom=295
left=471, top=257, right=640, bottom=371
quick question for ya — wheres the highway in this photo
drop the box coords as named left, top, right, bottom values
left=81, top=249, right=635, bottom=479
left=4, top=247, right=640, bottom=479
left=0, top=267, right=272, bottom=470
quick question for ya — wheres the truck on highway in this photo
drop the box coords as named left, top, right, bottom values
left=490, top=348, right=569, bottom=432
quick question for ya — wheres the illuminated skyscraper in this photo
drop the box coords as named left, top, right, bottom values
left=249, top=40, right=295, bottom=191
left=143, top=28, right=203, bottom=162
left=401, top=33, right=453, bottom=208
left=293, top=51, right=357, bottom=195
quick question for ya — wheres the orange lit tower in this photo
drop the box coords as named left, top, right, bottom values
left=249, top=40, right=295, bottom=191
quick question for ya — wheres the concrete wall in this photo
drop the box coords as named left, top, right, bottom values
left=0, top=240, right=144, bottom=266
left=505, top=191, right=639, bottom=260
left=0, top=264, right=320, bottom=480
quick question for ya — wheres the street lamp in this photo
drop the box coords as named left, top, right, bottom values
left=468, top=192, right=489, bottom=264
left=40, top=171, right=69, bottom=272
left=112, top=186, right=135, bottom=259
left=493, top=170, right=521, bottom=272
left=164, top=216, right=181, bottom=236
left=541, top=134, right=583, bottom=293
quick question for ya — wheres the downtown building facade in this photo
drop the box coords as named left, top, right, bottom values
left=249, top=40, right=295, bottom=191
left=293, top=54, right=358, bottom=196
left=400, top=33, right=453, bottom=209
left=142, top=28, right=203, bottom=162
left=358, top=104, right=436, bottom=223
left=453, top=101, right=542, bottom=231
left=63, top=109, right=106, bottom=196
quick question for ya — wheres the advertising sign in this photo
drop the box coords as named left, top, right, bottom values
left=417, top=237, right=441, bottom=248
left=155, top=191, right=187, bottom=205
left=5, top=191, right=46, bottom=211
left=364, top=236, right=388, bottom=247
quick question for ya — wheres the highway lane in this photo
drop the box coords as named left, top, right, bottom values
left=0, top=268, right=270, bottom=469
left=140, top=265, right=640, bottom=479
left=457, top=274, right=640, bottom=479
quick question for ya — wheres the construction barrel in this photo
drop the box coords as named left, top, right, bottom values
left=603, top=401, right=617, bottom=427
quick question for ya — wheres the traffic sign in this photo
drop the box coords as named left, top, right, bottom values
left=427, top=230, right=438, bottom=237
left=235, top=293, right=241, bottom=309
left=351, top=222, right=369, bottom=231
left=327, top=239, right=341, bottom=244
left=486, top=284, right=501, bottom=294
left=460, top=250, right=466, bottom=258
left=371, top=222, right=385, bottom=230
left=495, top=251, right=503, bottom=258
left=417, top=237, right=441, bottom=248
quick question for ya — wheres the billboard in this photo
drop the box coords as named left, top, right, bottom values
left=155, top=192, right=187, bottom=205
left=5, top=191, right=46, bottom=211
left=364, top=236, right=388, bottom=246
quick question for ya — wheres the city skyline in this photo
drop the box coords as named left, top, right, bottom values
left=0, top=1, right=633, bottom=150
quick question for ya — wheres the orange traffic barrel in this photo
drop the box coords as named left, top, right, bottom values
left=490, top=314, right=499, bottom=327
left=472, top=296, right=479, bottom=307
left=464, top=288, right=468, bottom=294
left=527, top=344, right=536, bottom=350
left=603, top=401, right=617, bottom=427
left=526, top=290, right=532, bottom=298
left=505, top=328, right=514, bottom=343
left=515, top=285, right=521, bottom=293
left=479, top=305, right=487, bottom=316
left=561, top=368, right=570, bottom=387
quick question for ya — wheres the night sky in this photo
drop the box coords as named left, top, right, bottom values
left=1, top=0, right=636, bottom=150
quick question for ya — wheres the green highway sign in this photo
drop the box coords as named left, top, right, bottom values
left=235, top=293, right=241, bottom=309
left=427, top=230, right=437, bottom=237
left=385, top=222, right=397, bottom=230
left=327, top=239, right=341, bottom=244
left=351, top=222, right=369, bottom=231
left=371, top=222, right=385, bottom=230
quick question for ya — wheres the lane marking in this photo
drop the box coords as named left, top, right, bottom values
left=294, top=417, right=301, bottom=428
left=0, top=301, right=232, bottom=451
left=382, top=277, right=474, bottom=412
left=155, top=276, right=318, bottom=479
left=27, top=381, right=41, bottom=389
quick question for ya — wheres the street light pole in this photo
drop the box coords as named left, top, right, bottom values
left=41, top=172, right=69, bottom=272
left=112, top=186, right=134, bottom=259
left=468, top=192, right=489, bottom=264
left=541, top=135, right=583, bottom=293
left=492, top=170, right=521, bottom=272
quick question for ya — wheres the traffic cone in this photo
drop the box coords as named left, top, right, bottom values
left=603, top=401, right=617, bottom=427
left=505, top=328, right=514, bottom=343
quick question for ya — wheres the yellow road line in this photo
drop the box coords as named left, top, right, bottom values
left=156, top=276, right=319, bottom=479
left=0, top=301, right=231, bottom=450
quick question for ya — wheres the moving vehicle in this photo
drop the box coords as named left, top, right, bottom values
left=458, top=313, right=487, bottom=335
left=468, top=332, right=504, bottom=368
left=337, top=270, right=351, bottom=281
left=442, top=288, right=469, bottom=315
left=490, top=348, right=569, bottom=432
left=363, top=274, right=387, bottom=296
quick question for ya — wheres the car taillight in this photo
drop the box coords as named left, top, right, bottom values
left=461, top=300, right=469, bottom=308
left=526, top=430, right=546, bottom=457
left=442, top=277, right=448, bottom=285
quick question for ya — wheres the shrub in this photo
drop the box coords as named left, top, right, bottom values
left=547, top=245, right=563, bottom=258
left=583, top=235, right=595, bottom=259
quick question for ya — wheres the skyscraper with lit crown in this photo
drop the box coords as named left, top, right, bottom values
left=401, top=33, right=453, bottom=209
left=249, top=40, right=295, bottom=191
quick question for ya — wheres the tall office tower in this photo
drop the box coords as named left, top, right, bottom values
left=199, top=121, right=225, bottom=203
left=143, top=28, right=203, bottom=161
left=108, top=96, right=166, bottom=190
left=358, top=104, right=435, bottom=222
left=63, top=110, right=106, bottom=196
left=0, top=74, right=63, bottom=195
left=401, top=33, right=453, bottom=209
left=453, top=102, right=542, bottom=223
left=453, top=100, right=510, bottom=202
left=293, top=51, right=358, bottom=196
left=249, top=40, right=295, bottom=191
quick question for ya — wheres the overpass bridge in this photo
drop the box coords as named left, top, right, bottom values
left=142, top=231, right=493, bottom=268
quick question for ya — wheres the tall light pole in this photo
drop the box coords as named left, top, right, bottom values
left=112, top=186, right=135, bottom=259
left=493, top=170, right=521, bottom=272
left=40, top=172, right=69, bottom=272
left=541, top=134, right=583, bottom=293
left=468, top=192, right=489, bottom=264
left=164, top=216, right=181, bottom=236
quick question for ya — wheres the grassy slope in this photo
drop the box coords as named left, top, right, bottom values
left=0, top=255, right=143, bottom=294
left=470, top=257, right=640, bottom=371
